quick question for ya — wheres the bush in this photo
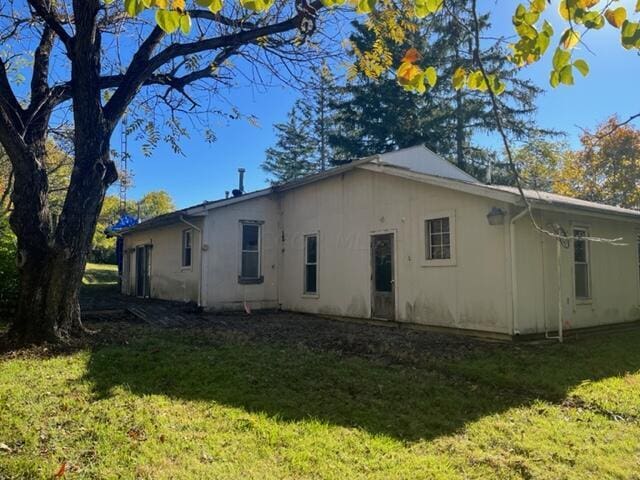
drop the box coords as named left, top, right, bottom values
left=0, top=215, right=18, bottom=317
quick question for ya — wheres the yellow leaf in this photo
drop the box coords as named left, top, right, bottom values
left=604, top=7, right=627, bottom=28
left=172, top=0, right=185, bottom=11
left=452, top=67, right=466, bottom=90
left=208, top=0, right=223, bottom=12
left=558, top=0, right=571, bottom=20
left=401, top=48, right=421, bottom=64
left=576, top=0, right=599, bottom=8
left=396, top=62, right=421, bottom=85
left=151, top=0, right=168, bottom=8
left=561, top=29, right=580, bottom=49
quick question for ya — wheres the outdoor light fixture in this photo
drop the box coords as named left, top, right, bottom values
left=486, top=207, right=506, bottom=225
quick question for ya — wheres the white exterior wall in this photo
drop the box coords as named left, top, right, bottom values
left=201, top=195, right=280, bottom=311
left=514, top=211, right=640, bottom=334
left=278, top=168, right=513, bottom=334
left=122, top=219, right=202, bottom=303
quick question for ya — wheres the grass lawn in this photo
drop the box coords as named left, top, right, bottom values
left=1, top=317, right=639, bottom=479
left=82, top=263, right=118, bottom=286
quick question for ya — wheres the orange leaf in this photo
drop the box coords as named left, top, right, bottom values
left=397, top=62, right=421, bottom=84
left=54, top=462, right=66, bottom=478
left=401, top=48, right=421, bottom=64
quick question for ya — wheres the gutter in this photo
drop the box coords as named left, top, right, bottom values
left=510, top=208, right=529, bottom=336
left=180, top=215, right=203, bottom=307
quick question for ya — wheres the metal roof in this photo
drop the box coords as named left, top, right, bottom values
left=121, top=146, right=640, bottom=235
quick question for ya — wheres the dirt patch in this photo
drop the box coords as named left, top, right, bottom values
left=88, top=310, right=500, bottom=364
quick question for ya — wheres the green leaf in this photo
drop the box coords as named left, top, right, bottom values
left=125, top=0, right=143, bottom=16
left=322, top=0, right=345, bottom=7
left=179, top=14, right=191, bottom=35
left=240, top=0, right=275, bottom=12
left=208, top=0, right=223, bottom=12
left=582, top=11, right=604, bottom=29
left=550, top=70, right=560, bottom=88
left=356, top=0, right=376, bottom=14
left=424, top=66, right=437, bottom=88
left=620, top=20, right=640, bottom=49
left=155, top=9, right=181, bottom=33
left=637, top=0, right=640, bottom=14
left=195, top=0, right=213, bottom=6
left=515, top=22, right=537, bottom=40
left=552, top=48, right=571, bottom=70
left=559, top=64, right=574, bottom=85
left=573, top=59, right=589, bottom=76
left=530, top=0, right=546, bottom=13
left=542, top=20, right=554, bottom=37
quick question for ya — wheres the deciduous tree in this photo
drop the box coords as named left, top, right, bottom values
left=555, top=117, right=640, bottom=209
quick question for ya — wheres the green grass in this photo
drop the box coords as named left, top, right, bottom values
left=1, top=323, right=640, bottom=479
left=82, top=263, right=118, bottom=286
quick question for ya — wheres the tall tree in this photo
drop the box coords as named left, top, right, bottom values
left=555, top=117, right=640, bottom=209
left=0, top=0, right=330, bottom=343
left=330, top=4, right=555, bottom=175
left=262, top=64, right=337, bottom=183
left=500, top=136, right=570, bottom=190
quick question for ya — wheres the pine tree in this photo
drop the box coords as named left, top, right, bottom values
left=262, top=65, right=337, bottom=182
left=329, top=4, right=555, bottom=176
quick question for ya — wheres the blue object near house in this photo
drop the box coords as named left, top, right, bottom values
left=106, top=214, right=139, bottom=278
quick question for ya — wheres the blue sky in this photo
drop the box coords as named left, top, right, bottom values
left=119, top=1, right=640, bottom=209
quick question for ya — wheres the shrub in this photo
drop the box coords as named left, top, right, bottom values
left=0, top=215, right=18, bottom=317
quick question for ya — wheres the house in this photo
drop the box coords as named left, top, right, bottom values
left=120, top=146, right=640, bottom=339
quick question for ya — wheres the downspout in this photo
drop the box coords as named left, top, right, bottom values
left=510, top=208, right=528, bottom=337
left=180, top=215, right=203, bottom=307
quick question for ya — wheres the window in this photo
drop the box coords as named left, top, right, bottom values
left=426, top=217, right=451, bottom=260
left=574, top=228, right=590, bottom=299
left=182, top=229, right=192, bottom=267
left=304, top=234, right=318, bottom=295
left=240, top=222, right=261, bottom=280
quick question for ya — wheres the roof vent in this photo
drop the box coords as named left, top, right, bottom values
left=232, top=168, right=245, bottom=197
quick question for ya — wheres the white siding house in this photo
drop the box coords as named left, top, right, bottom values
left=120, top=146, right=640, bottom=338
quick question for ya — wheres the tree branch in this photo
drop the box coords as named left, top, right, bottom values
left=27, top=0, right=73, bottom=49
left=0, top=58, right=25, bottom=132
left=103, top=1, right=322, bottom=126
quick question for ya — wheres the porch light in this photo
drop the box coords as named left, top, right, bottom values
left=486, top=207, right=506, bottom=225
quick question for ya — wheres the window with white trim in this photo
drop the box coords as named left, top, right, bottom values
left=573, top=228, right=590, bottom=299
left=240, top=222, right=261, bottom=280
left=182, top=229, right=192, bottom=267
left=304, top=234, right=318, bottom=295
left=426, top=217, right=451, bottom=260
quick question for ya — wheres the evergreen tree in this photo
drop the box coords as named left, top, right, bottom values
left=262, top=65, right=337, bottom=183
left=329, top=3, right=555, bottom=176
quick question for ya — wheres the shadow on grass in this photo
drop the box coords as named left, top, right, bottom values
left=81, top=325, right=640, bottom=442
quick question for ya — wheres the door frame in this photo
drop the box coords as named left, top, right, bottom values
left=369, top=229, right=398, bottom=321
left=135, top=244, right=152, bottom=298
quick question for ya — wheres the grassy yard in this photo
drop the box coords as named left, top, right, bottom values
left=82, top=263, right=118, bottom=286
left=1, top=317, right=639, bottom=479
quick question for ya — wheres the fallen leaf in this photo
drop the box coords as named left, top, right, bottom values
left=0, top=443, right=12, bottom=453
left=54, top=462, right=66, bottom=478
